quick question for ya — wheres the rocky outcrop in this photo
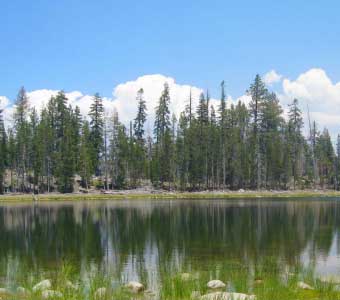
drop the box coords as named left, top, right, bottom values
left=126, top=281, right=145, bottom=293
left=32, top=279, right=52, bottom=292
left=207, top=280, right=226, bottom=289
left=297, top=281, right=314, bottom=290
left=201, top=292, right=256, bottom=300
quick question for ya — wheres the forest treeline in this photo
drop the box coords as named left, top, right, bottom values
left=0, top=75, right=338, bottom=194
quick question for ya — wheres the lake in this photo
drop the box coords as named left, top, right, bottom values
left=1, top=198, right=340, bottom=298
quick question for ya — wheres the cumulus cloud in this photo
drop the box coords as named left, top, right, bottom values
left=278, top=68, right=340, bottom=140
left=0, top=96, right=13, bottom=124
left=264, top=70, right=282, bottom=85
left=2, top=69, right=339, bottom=141
left=0, top=75, right=213, bottom=131
left=111, top=74, right=204, bottom=128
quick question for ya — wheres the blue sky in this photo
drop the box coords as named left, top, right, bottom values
left=2, top=0, right=340, bottom=99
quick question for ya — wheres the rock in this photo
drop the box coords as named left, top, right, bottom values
left=33, top=279, right=52, bottom=292
left=126, top=281, right=145, bottom=293
left=207, top=280, right=226, bottom=289
left=94, top=287, right=107, bottom=299
left=180, top=273, right=192, bottom=281
left=297, top=281, right=314, bottom=290
left=41, top=290, right=63, bottom=299
left=238, top=189, right=245, bottom=193
left=201, top=292, right=256, bottom=300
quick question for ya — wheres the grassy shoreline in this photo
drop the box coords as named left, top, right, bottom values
left=1, top=190, right=340, bottom=202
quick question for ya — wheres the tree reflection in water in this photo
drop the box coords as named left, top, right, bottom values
left=0, top=199, right=340, bottom=290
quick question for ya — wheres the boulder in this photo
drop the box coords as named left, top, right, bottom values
left=94, top=287, right=107, bottom=299
left=297, top=281, right=314, bottom=290
left=41, top=290, right=63, bottom=299
left=33, top=279, right=52, bottom=292
left=201, top=292, right=255, bottom=300
left=207, top=280, right=226, bottom=289
left=126, top=281, right=145, bottom=293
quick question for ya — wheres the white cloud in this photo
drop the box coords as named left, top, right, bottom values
left=0, top=96, right=9, bottom=109
left=264, top=70, right=282, bottom=85
left=0, top=96, right=13, bottom=124
left=2, top=69, right=339, bottom=141
left=278, top=68, right=340, bottom=140
left=111, top=74, right=204, bottom=128
left=0, top=75, right=210, bottom=132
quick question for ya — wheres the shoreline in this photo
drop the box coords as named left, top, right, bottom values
left=1, top=189, right=340, bottom=202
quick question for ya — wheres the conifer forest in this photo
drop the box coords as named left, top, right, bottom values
left=0, top=75, right=337, bottom=194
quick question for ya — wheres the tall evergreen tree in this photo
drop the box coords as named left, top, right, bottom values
left=248, top=75, right=268, bottom=188
left=0, top=107, right=7, bottom=194
left=133, top=88, right=148, bottom=182
left=287, top=98, right=303, bottom=189
left=53, top=92, right=77, bottom=192
left=89, top=93, right=104, bottom=175
left=79, top=120, right=93, bottom=189
left=153, top=82, right=172, bottom=187
left=14, top=87, right=30, bottom=191
left=218, top=81, right=227, bottom=188
left=134, top=88, right=147, bottom=142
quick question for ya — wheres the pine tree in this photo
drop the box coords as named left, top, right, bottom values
left=133, top=88, right=148, bottom=182
left=7, top=129, right=16, bottom=192
left=176, top=111, right=189, bottom=190
left=218, top=81, right=227, bottom=188
left=14, top=87, right=30, bottom=191
left=108, top=110, right=129, bottom=188
left=0, top=106, right=7, bottom=194
left=316, top=128, right=335, bottom=187
left=260, top=92, right=285, bottom=188
left=53, top=92, right=77, bottom=193
left=194, top=92, right=209, bottom=187
left=134, top=88, right=147, bottom=143
left=248, top=75, right=268, bottom=188
left=89, top=93, right=104, bottom=175
left=29, top=108, right=41, bottom=193
left=336, top=134, right=340, bottom=190
left=79, top=120, right=93, bottom=189
left=153, top=82, right=172, bottom=187
left=287, top=98, right=303, bottom=189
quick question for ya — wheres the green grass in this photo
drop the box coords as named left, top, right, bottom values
left=1, top=190, right=340, bottom=202
left=1, top=261, right=340, bottom=300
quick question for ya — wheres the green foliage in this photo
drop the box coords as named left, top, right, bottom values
left=89, top=93, right=104, bottom=175
left=0, top=78, right=338, bottom=193
left=0, top=106, right=7, bottom=194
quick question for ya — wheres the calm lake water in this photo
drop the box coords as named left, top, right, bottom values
left=1, top=198, right=340, bottom=290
